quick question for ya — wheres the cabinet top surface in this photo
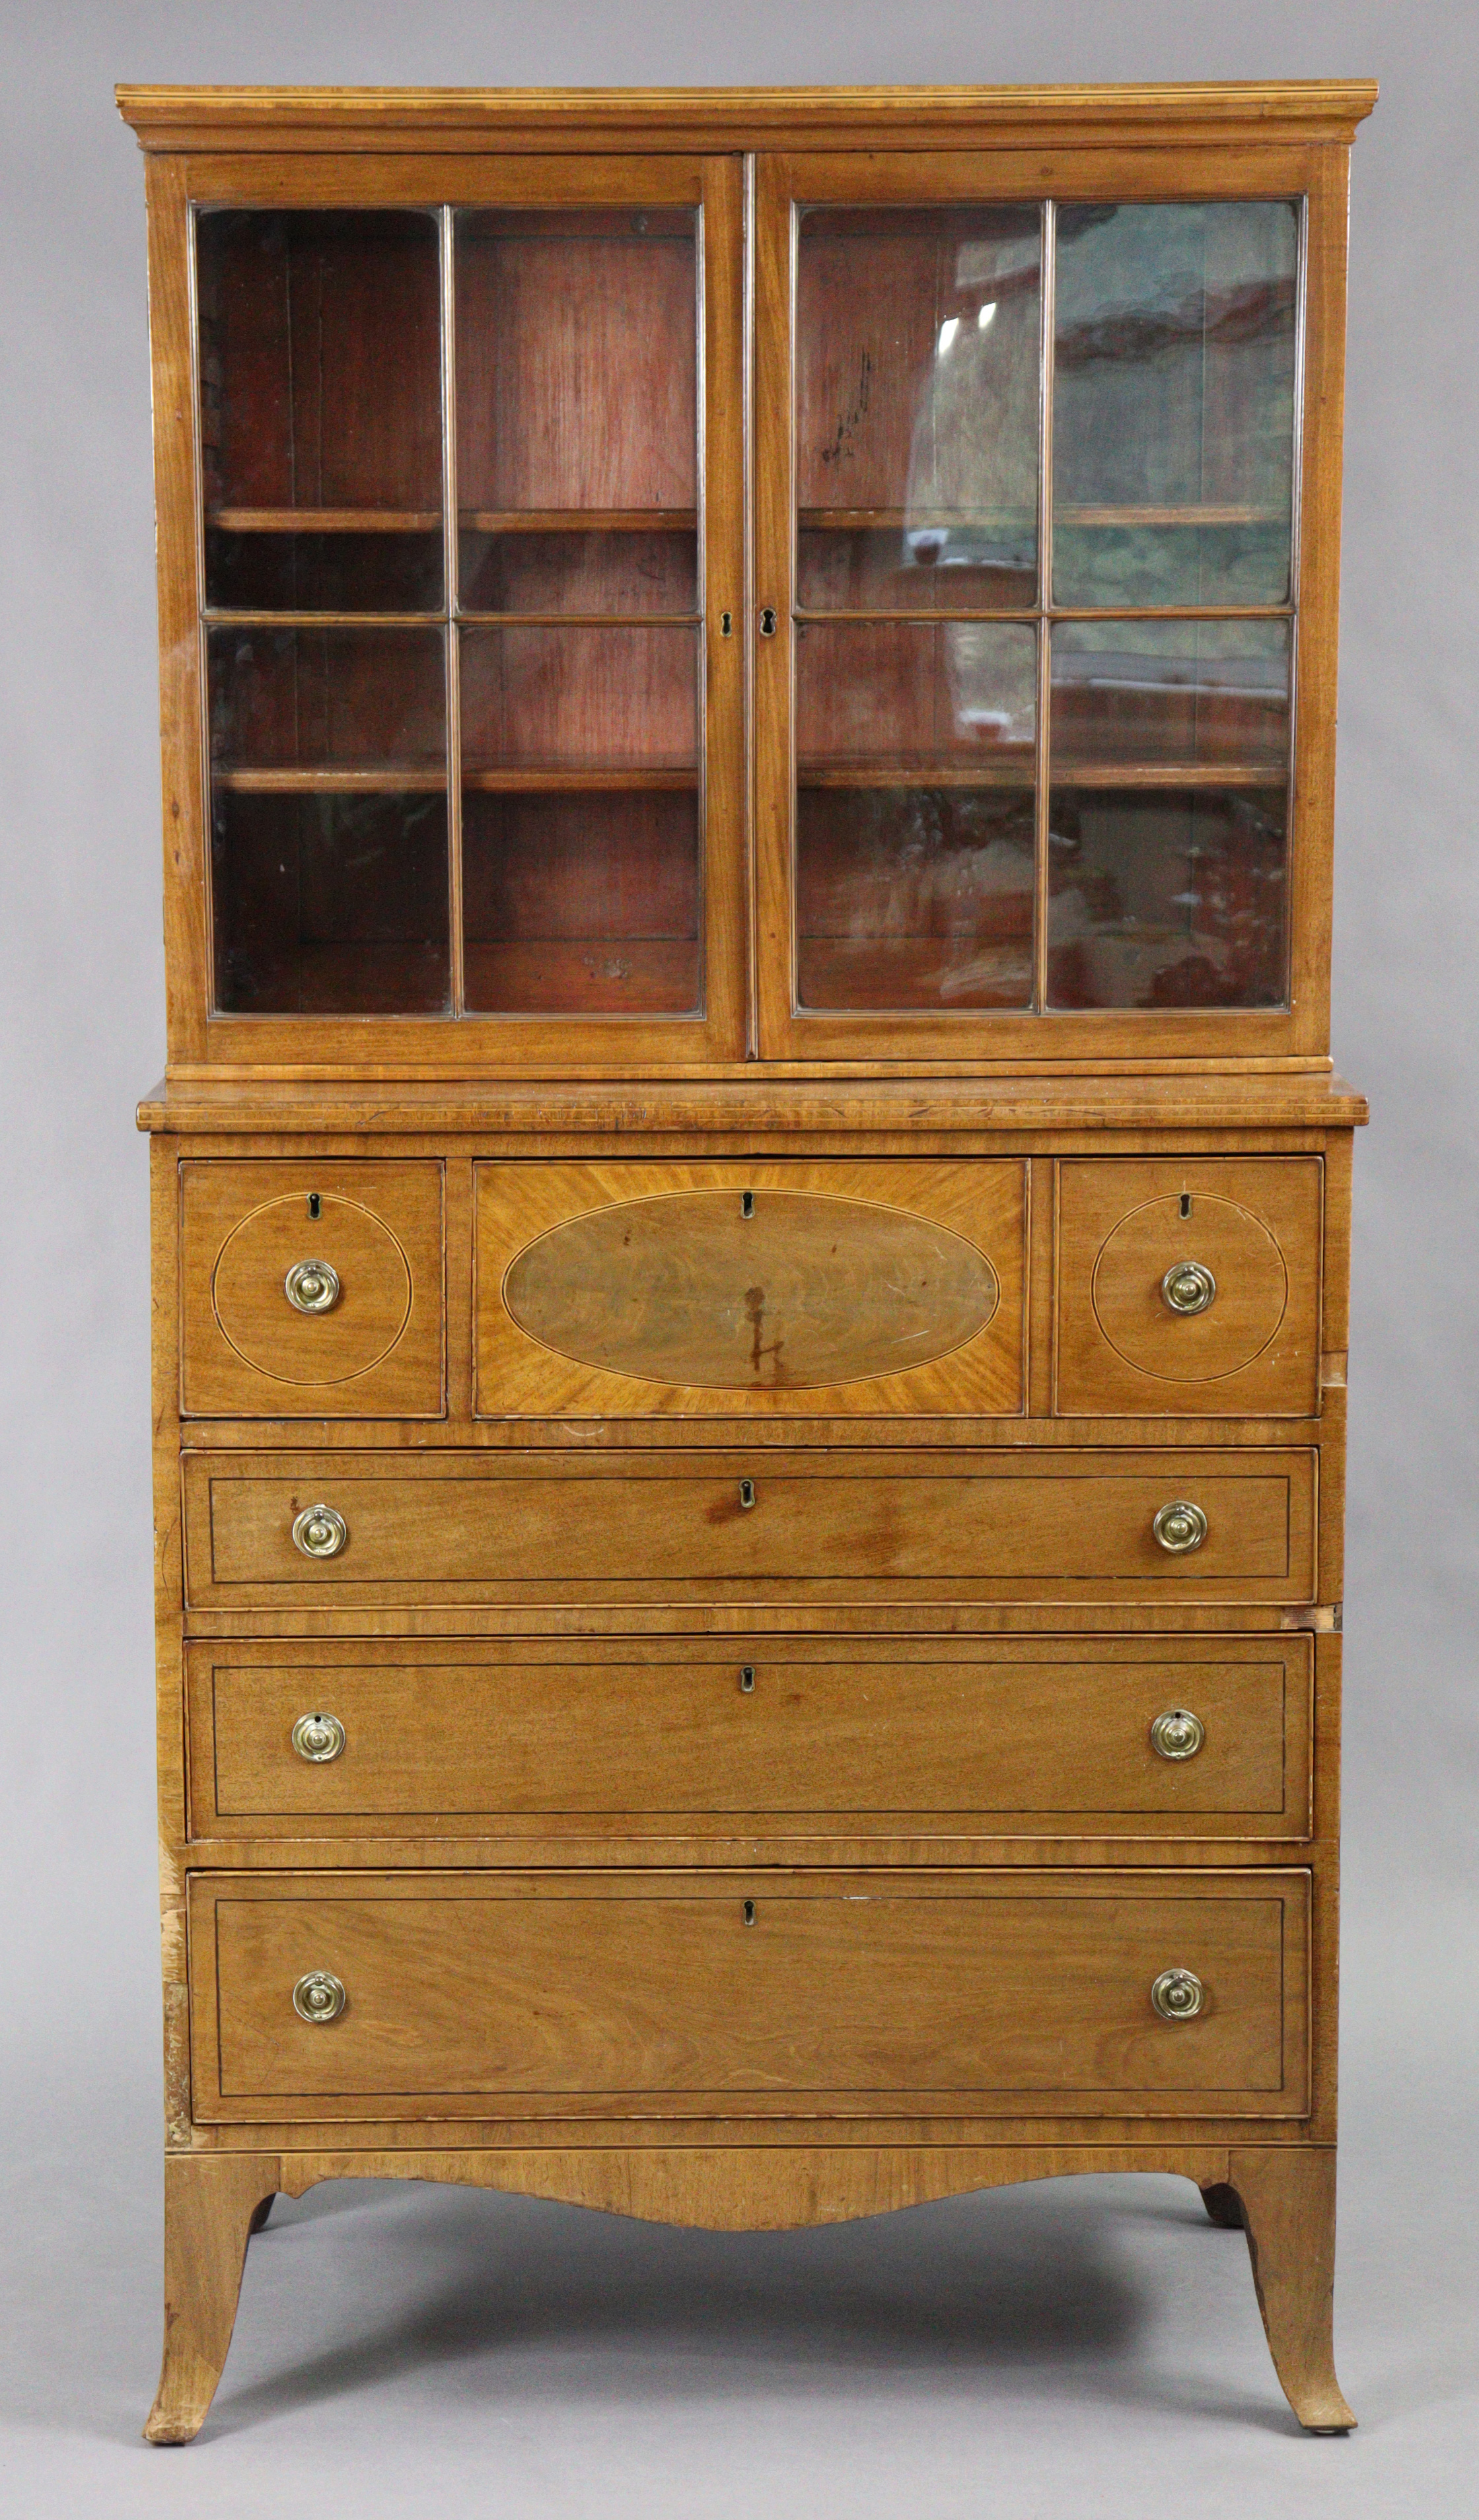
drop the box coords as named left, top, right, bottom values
left=136, top=1068, right=1369, bottom=1136
left=116, top=79, right=1378, bottom=151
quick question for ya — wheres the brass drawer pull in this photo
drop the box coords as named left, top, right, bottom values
left=284, top=1257, right=340, bottom=1314
left=291, top=1712, right=346, bottom=1763
left=1152, top=1499, right=1208, bottom=1555
left=292, top=1503, right=347, bottom=1560
left=1151, top=1967, right=1205, bottom=2021
left=1150, top=1709, right=1206, bottom=1761
left=292, top=1970, right=346, bottom=2025
left=1162, top=1259, right=1217, bottom=1315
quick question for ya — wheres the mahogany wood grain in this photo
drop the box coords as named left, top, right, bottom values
left=145, top=2152, right=281, bottom=2443
left=1227, top=2146, right=1355, bottom=2430
left=474, top=1158, right=1026, bottom=1417
left=125, top=80, right=1369, bottom=2449
left=186, top=1868, right=1310, bottom=2121
left=188, top=1634, right=1309, bottom=1838
left=180, top=1159, right=445, bottom=1417
left=116, top=84, right=1380, bottom=153
left=181, top=1444, right=1318, bottom=1609
left=1055, top=1157, right=1323, bottom=1417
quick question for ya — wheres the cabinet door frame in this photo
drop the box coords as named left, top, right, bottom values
left=752, top=141, right=1349, bottom=1066
left=147, top=147, right=747, bottom=1072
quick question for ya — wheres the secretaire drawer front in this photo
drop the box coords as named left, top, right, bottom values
left=182, top=1449, right=1318, bottom=1607
left=190, top=1637, right=1311, bottom=1840
left=188, top=1869, right=1310, bottom=2122
left=180, top=1160, right=445, bottom=1418
left=475, top=1159, right=1026, bottom=1417
left=1056, top=1158, right=1323, bottom=1418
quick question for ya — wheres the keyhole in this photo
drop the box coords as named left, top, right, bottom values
left=1180, top=1193, right=1192, bottom=1219
left=720, top=611, right=733, bottom=637
left=740, top=1191, right=755, bottom=1219
left=307, top=1192, right=322, bottom=1220
left=758, top=606, right=777, bottom=637
left=739, top=1478, right=756, bottom=1510
left=740, top=1665, right=755, bottom=1693
left=742, top=1900, right=756, bottom=1926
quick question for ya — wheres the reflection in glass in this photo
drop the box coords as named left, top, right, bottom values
left=796, top=208, right=1040, bottom=611
left=1053, top=201, right=1299, bottom=608
left=795, top=620, right=1036, bottom=1009
left=1048, top=619, right=1290, bottom=1008
left=208, top=625, right=446, bottom=775
left=196, top=210, right=443, bottom=614
left=207, top=625, right=449, bottom=1016
left=213, top=794, right=451, bottom=1015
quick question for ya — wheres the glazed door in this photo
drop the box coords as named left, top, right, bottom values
left=752, top=149, right=1334, bottom=1061
left=184, top=153, right=745, bottom=1066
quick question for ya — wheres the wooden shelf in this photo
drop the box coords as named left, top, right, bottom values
left=205, top=610, right=443, bottom=629
left=464, top=936, right=700, bottom=1016
left=456, top=612, right=702, bottom=629
left=460, top=509, right=698, bottom=534
left=1056, top=504, right=1282, bottom=528
left=799, top=759, right=1033, bottom=789
left=1050, top=761, right=1286, bottom=788
left=798, top=932, right=1033, bottom=1010
left=207, top=508, right=441, bottom=532
left=214, top=766, right=447, bottom=794
left=462, top=764, right=698, bottom=792
left=799, top=508, right=1035, bottom=532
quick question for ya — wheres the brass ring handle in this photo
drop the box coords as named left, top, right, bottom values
left=291, top=1712, right=346, bottom=1763
left=1152, top=1499, right=1208, bottom=1555
left=285, top=1257, right=340, bottom=1314
left=1162, top=1260, right=1216, bottom=1315
left=1151, top=1967, right=1205, bottom=2021
left=292, top=1970, right=346, bottom=2025
left=1150, top=1709, right=1206, bottom=1761
left=292, top=1503, right=347, bottom=1560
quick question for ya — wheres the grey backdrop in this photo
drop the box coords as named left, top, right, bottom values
left=1, top=3, right=1474, bottom=2513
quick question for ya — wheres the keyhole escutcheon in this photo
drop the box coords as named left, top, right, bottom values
left=758, top=606, right=777, bottom=637
left=739, top=1478, right=756, bottom=1510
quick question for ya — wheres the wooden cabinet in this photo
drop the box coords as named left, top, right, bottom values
left=123, top=77, right=1373, bottom=2445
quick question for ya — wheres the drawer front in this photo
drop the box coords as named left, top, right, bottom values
left=190, top=1636, right=1312, bottom=1840
left=180, top=1160, right=445, bottom=1418
left=182, top=1448, right=1317, bottom=1607
left=1056, top=1158, right=1322, bottom=1417
left=187, top=1868, right=1311, bottom=2122
left=475, top=1160, right=1026, bottom=1417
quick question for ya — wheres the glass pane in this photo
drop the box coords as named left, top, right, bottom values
left=796, top=208, right=1040, bottom=612
left=795, top=620, right=1036, bottom=1010
left=1053, top=202, right=1299, bottom=608
left=1048, top=618, right=1290, bottom=1008
left=456, top=210, right=698, bottom=614
left=460, top=624, right=700, bottom=1016
left=197, top=211, right=443, bottom=613
left=208, top=625, right=449, bottom=1014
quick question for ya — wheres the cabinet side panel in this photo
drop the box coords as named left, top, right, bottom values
left=145, top=157, right=209, bottom=1064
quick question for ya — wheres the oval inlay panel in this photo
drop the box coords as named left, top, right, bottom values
left=503, top=1191, right=999, bottom=1391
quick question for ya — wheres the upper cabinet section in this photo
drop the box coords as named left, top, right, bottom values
left=169, top=156, right=744, bottom=1067
left=122, top=85, right=1372, bottom=1071
left=755, top=155, right=1334, bottom=1061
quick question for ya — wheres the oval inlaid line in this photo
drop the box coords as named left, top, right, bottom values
left=501, top=1189, right=999, bottom=1391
